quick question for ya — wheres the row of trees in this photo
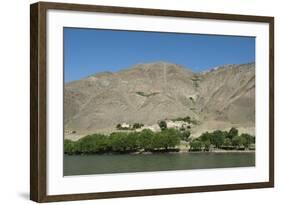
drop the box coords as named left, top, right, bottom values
left=64, top=127, right=255, bottom=155
left=64, top=128, right=190, bottom=155
left=116, top=123, right=144, bottom=130
left=189, top=128, right=255, bottom=151
left=171, top=116, right=191, bottom=123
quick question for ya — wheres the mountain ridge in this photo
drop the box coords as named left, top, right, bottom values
left=64, top=62, right=255, bottom=139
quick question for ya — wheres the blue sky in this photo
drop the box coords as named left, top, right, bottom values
left=64, top=27, right=255, bottom=82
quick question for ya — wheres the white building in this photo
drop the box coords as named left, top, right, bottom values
left=121, top=122, right=130, bottom=129
left=166, top=120, right=191, bottom=130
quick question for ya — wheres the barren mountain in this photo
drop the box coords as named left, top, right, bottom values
left=64, top=62, right=255, bottom=139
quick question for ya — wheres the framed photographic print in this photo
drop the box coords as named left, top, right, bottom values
left=30, top=1, right=274, bottom=202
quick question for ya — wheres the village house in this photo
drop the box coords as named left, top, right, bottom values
left=121, top=122, right=130, bottom=129
left=166, top=120, right=191, bottom=130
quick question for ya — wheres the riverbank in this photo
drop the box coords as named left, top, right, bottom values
left=129, top=149, right=255, bottom=155
left=64, top=127, right=255, bottom=155
left=184, top=149, right=255, bottom=153
left=65, top=148, right=255, bottom=156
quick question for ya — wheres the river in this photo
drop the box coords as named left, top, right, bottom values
left=64, top=152, right=255, bottom=176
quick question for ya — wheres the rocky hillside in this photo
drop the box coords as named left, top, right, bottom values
left=64, top=62, right=255, bottom=139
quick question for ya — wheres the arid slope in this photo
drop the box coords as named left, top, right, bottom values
left=64, top=62, right=255, bottom=139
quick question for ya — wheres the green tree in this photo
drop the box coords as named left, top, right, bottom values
left=109, top=132, right=129, bottom=153
left=202, top=139, right=211, bottom=151
left=232, top=135, right=246, bottom=149
left=132, top=123, right=144, bottom=129
left=180, top=130, right=191, bottom=141
left=199, top=132, right=211, bottom=142
left=152, top=129, right=180, bottom=150
left=137, top=129, right=154, bottom=151
left=125, top=132, right=139, bottom=152
left=184, top=116, right=191, bottom=122
left=198, top=132, right=212, bottom=151
left=210, top=130, right=226, bottom=148
left=240, top=133, right=255, bottom=148
left=77, top=134, right=108, bottom=154
left=64, top=139, right=76, bottom=154
left=223, top=138, right=232, bottom=147
left=162, top=128, right=180, bottom=149
left=189, top=140, right=203, bottom=151
left=227, top=127, right=239, bottom=140
left=152, top=132, right=164, bottom=150
left=93, top=134, right=109, bottom=152
left=158, top=120, right=167, bottom=130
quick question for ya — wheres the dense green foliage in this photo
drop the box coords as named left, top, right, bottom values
left=64, top=128, right=181, bottom=155
left=77, top=134, right=109, bottom=154
left=132, top=123, right=144, bottom=129
left=190, top=139, right=203, bottom=151
left=227, top=127, right=239, bottom=140
left=210, top=130, right=227, bottom=148
left=179, top=130, right=191, bottom=141
left=116, top=122, right=144, bottom=130
left=158, top=121, right=167, bottom=130
left=138, top=129, right=154, bottom=151
left=170, top=115, right=198, bottom=125
left=152, top=129, right=181, bottom=150
left=64, top=139, right=76, bottom=154
left=64, top=127, right=255, bottom=155
left=189, top=128, right=255, bottom=151
left=223, top=138, right=232, bottom=147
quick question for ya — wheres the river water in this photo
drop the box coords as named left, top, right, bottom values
left=64, top=152, right=255, bottom=176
